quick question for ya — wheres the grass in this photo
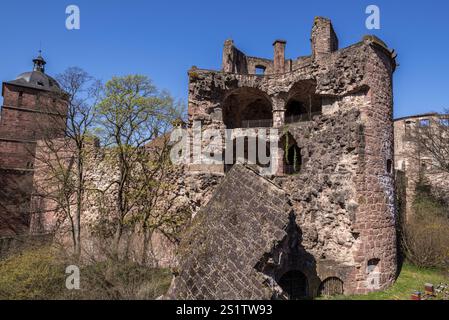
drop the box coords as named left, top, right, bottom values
left=0, top=246, right=67, bottom=300
left=2, top=245, right=447, bottom=300
left=0, top=245, right=173, bottom=300
left=321, top=263, right=448, bottom=300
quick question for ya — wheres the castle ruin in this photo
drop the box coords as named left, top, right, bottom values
left=0, top=17, right=399, bottom=299
left=394, top=113, right=449, bottom=218
left=167, top=17, right=398, bottom=299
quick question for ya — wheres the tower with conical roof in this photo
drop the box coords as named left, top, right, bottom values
left=0, top=53, right=68, bottom=236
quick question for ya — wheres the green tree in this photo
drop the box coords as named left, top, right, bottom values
left=95, top=75, right=182, bottom=258
left=33, top=67, right=101, bottom=259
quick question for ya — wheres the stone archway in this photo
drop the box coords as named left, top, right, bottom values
left=222, top=88, right=273, bottom=129
left=278, top=132, right=302, bottom=175
left=285, top=80, right=321, bottom=123
left=278, top=270, right=308, bottom=300
left=319, top=277, right=344, bottom=297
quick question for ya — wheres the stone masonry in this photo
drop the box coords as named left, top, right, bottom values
left=0, top=17, right=398, bottom=299
left=168, top=17, right=398, bottom=299
left=394, top=113, right=449, bottom=218
left=166, top=165, right=291, bottom=299
left=0, top=54, right=68, bottom=237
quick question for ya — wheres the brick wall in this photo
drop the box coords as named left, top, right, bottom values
left=0, top=82, right=68, bottom=237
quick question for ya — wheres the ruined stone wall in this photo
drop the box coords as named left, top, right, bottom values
left=394, top=114, right=449, bottom=218
left=222, top=40, right=248, bottom=74
left=167, top=165, right=291, bottom=299
left=275, top=109, right=362, bottom=281
left=173, top=17, right=398, bottom=298
left=246, top=57, right=274, bottom=75
left=311, top=17, right=338, bottom=60
left=30, top=138, right=221, bottom=267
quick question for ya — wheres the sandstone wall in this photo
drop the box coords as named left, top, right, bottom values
left=175, top=18, right=398, bottom=298
left=30, top=139, right=222, bottom=267
left=167, top=165, right=291, bottom=299
left=394, top=114, right=449, bottom=218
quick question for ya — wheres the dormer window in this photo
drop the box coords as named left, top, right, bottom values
left=255, top=65, right=266, bottom=75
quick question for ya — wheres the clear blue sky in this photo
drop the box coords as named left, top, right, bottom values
left=1, top=0, right=448, bottom=118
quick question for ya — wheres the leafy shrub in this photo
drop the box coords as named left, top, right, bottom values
left=403, top=215, right=449, bottom=268
left=402, top=184, right=449, bottom=268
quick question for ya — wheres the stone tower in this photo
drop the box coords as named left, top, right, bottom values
left=168, top=17, right=398, bottom=299
left=0, top=53, right=67, bottom=236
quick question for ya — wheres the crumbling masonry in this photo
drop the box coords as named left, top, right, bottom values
left=168, top=17, right=398, bottom=299
left=0, top=17, right=398, bottom=299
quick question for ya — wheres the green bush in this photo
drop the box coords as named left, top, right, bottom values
left=413, top=183, right=448, bottom=219
left=402, top=183, right=449, bottom=268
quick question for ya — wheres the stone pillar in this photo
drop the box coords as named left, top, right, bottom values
left=272, top=97, right=286, bottom=128
left=222, top=39, right=235, bottom=73
left=311, top=17, right=338, bottom=60
left=273, top=40, right=286, bottom=74
left=222, top=39, right=248, bottom=74
left=276, top=147, right=285, bottom=176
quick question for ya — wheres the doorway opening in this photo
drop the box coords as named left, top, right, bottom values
left=278, top=270, right=308, bottom=300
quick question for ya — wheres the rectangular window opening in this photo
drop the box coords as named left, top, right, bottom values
left=255, top=66, right=266, bottom=75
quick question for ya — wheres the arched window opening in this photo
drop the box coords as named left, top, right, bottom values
left=278, top=270, right=308, bottom=300
left=366, top=258, right=381, bottom=289
left=319, top=277, right=344, bottom=297
left=367, top=258, right=380, bottom=273
left=222, top=88, right=273, bottom=129
left=280, top=133, right=302, bottom=175
left=285, top=80, right=321, bottom=124
left=387, top=159, right=392, bottom=174
left=285, top=144, right=301, bottom=174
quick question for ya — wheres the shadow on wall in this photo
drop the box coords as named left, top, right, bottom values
left=255, top=212, right=321, bottom=300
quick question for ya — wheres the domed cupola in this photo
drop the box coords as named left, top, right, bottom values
left=6, top=51, right=62, bottom=92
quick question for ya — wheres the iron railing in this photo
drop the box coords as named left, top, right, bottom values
left=284, top=112, right=321, bottom=124
left=241, top=119, right=273, bottom=128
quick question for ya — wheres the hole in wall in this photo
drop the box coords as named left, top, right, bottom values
left=278, top=270, right=308, bottom=300
left=255, top=65, right=266, bottom=75
left=387, top=159, right=392, bottom=174
left=367, top=258, right=380, bottom=273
